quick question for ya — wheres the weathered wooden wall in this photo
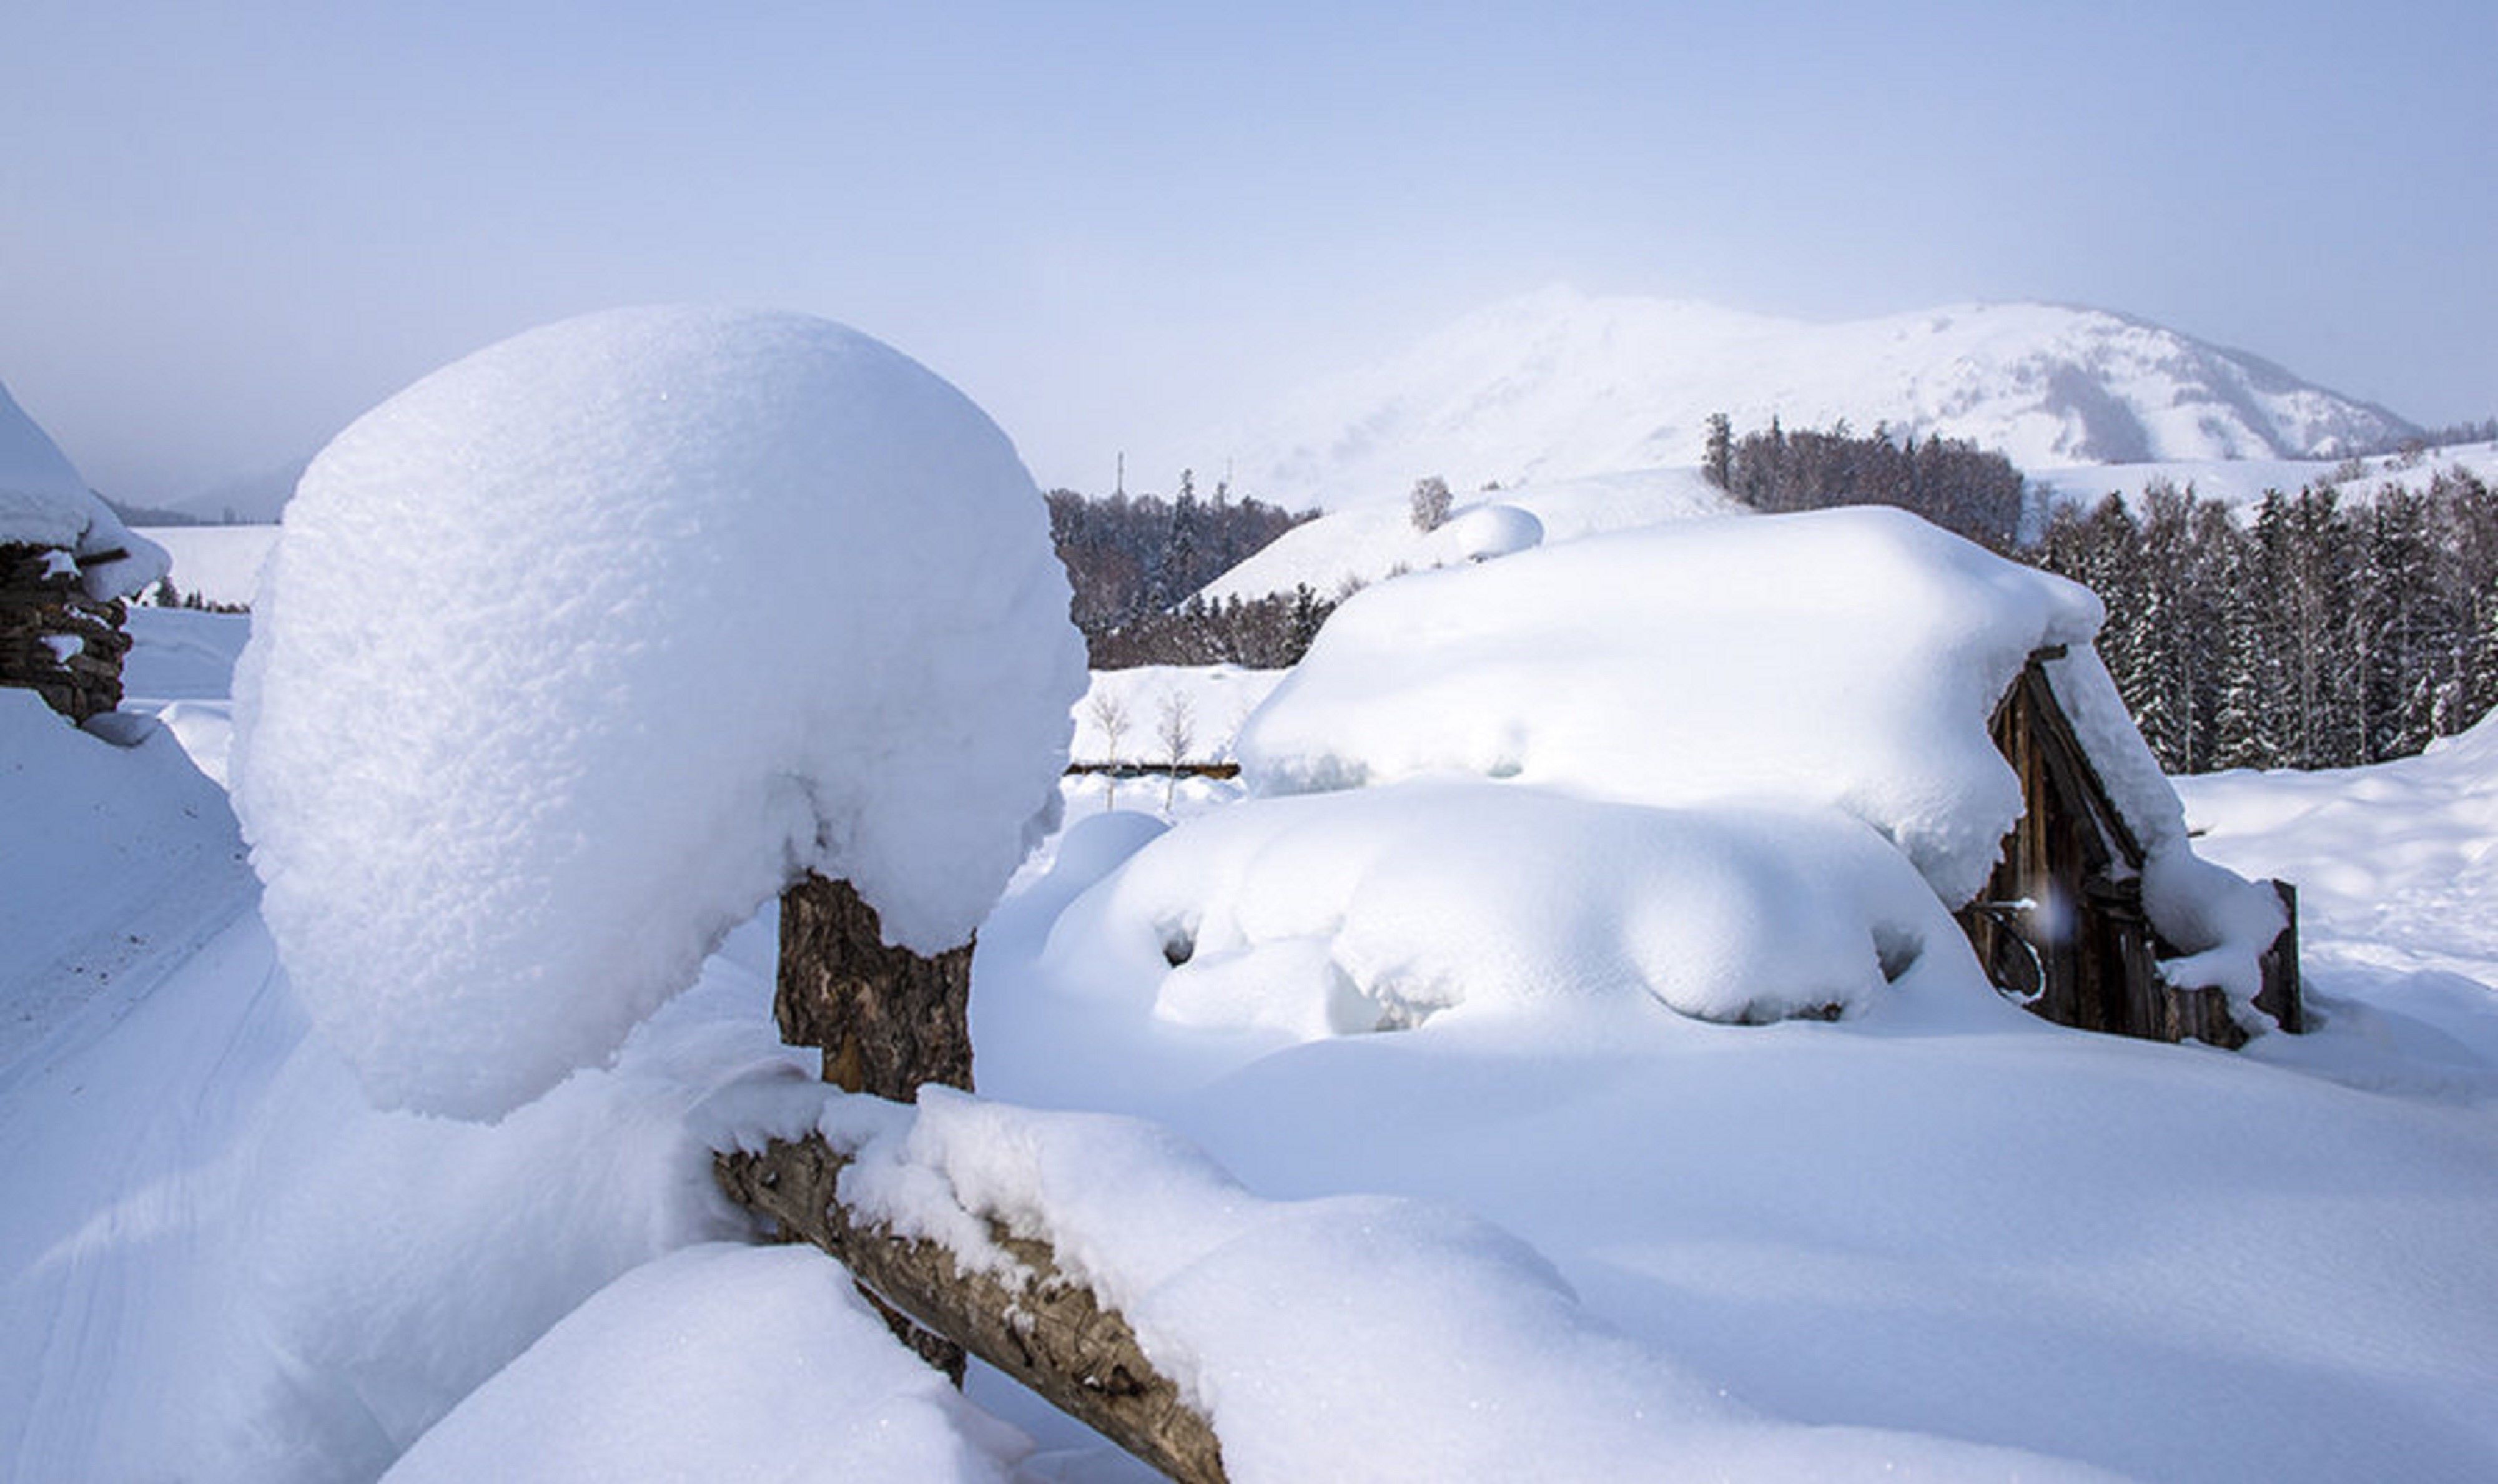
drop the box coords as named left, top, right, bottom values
left=1958, top=653, right=2301, bottom=1048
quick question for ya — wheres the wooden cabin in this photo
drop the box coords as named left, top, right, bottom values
left=1957, top=648, right=2301, bottom=1048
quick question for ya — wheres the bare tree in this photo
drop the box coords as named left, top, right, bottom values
left=1087, top=688, right=1130, bottom=807
left=1156, top=691, right=1196, bottom=814
left=1409, top=475, right=1453, bottom=533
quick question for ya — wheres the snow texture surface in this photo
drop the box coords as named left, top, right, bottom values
left=230, top=306, right=1085, bottom=1119
left=11, top=554, right=2498, bottom=1482
left=1046, top=782, right=1964, bottom=1034
left=0, top=688, right=251, bottom=1067
left=706, top=1079, right=2112, bottom=1484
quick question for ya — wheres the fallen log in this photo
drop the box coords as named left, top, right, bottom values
left=1063, top=760, right=1242, bottom=780
left=716, top=1131, right=1227, bottom=1484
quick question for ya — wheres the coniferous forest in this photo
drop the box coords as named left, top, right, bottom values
left=1045, top=474, right=1332, bottom=668
left=1057, top=431, right=2498, bottom=777
left=2031, top=470, right=2498, bottom=773
left=1710, top=418, right=2498, bottom=772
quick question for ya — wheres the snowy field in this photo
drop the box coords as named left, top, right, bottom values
left=7, top=602, right=2497, bottom=1480
left=7, top=310, right=2496, bottom=1482
left=133, top=523, right=281, bottom=609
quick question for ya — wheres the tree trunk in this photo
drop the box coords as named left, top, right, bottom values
left=717, top=1134, right=1228, bottom=1484
left=774, top=872, right=977, bottom=1377
left=776, top=873, right=974, bottom=1100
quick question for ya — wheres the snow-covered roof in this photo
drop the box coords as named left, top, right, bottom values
left=233, top=307, right=1085, bottom=1119
left=0, top=378, right=168, bottom=599
left=1242, top=507, right=2101, bottom=903
left=1235, top=506, right=2281, bottom=996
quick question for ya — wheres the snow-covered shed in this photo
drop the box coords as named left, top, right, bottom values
left=0, top=379, right=167, bottom=724
left=1227, top=506, right=2300, bottom=1046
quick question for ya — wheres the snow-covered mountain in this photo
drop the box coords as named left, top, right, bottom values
left=1228, top=288, right=2418, bottom=509
left=164, top=455, right=308, bottom=525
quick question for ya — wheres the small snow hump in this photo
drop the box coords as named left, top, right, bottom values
left=231, top=307, right=1085, bottom=1120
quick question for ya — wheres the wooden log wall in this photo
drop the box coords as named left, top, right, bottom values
left=0, top=544, right=131, bottom=724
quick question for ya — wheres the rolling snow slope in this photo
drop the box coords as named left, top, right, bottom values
left=1226, top=287, right=2417, bottom=509
left=6, top=606, right=2498, bottom=1481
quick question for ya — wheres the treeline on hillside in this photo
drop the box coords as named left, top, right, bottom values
left=1048, top=474, right=1325, bottom=667
left=2346, top=418, right=2498, bottom=459
left=1088, top=586, right=1338, bottom=669
left=1704, top=414, right=2027, bottom=550
left=2035, top=469, right=2498, bottom=773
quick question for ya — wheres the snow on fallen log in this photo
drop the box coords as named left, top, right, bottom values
left=715, top=1124, right=1226, bottom=1484
left=700, top=1074, right=2111, bottom=1483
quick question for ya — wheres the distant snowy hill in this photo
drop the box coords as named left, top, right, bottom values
left=1227, top=288, right=2418, bottom=509
left=165, top=456, right=308, bottom=524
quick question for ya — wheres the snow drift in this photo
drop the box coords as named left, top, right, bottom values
left=232, top=307, right=1086, bottom=1119
left=1047, top=783, right=1960, bottom=1036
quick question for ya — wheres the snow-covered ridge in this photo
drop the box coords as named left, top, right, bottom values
left=1227, top=287, right=2417, bottom=509
left=1201, top=465, right=1734, bottom=603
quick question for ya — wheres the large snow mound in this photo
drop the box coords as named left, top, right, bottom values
left=1045, top=782, right=1975, bottom=1035
left=0, top=377, right=167, bottom=599
left=1239, top=506, right=2102, bottom=907
left=232, top=306, right=1085, bottom=1119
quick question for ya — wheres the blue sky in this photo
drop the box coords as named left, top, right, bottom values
left=5, top=0, right=2492, bottom=503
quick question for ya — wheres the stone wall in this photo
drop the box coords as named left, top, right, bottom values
left=1, top=543, right=132, bottom=724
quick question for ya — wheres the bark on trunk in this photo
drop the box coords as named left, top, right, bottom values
left=776, top=873, right=974, bottom=1100
left=716, top=1133, right=1227, bottom=1484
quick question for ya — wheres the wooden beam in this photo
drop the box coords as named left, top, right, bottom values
left=716, top=1133, right=1228, bottom=1484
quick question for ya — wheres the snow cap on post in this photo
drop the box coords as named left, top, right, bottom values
left=232, top=307, right=1085, bottom=1120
